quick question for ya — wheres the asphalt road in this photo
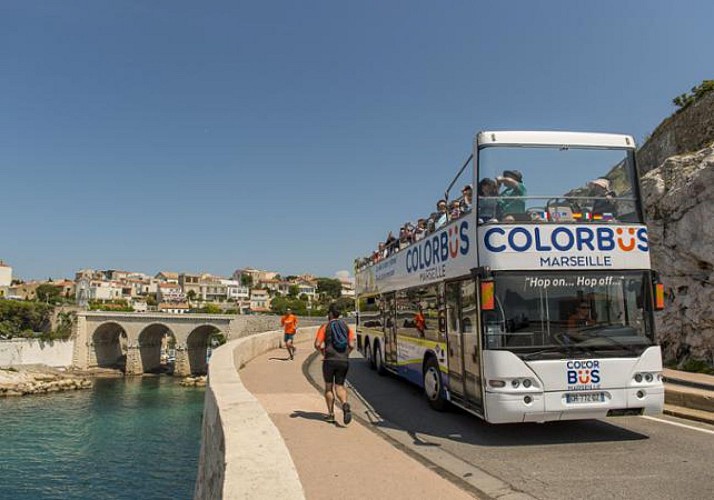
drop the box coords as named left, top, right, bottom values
left=307, top=353, right=714, bottom=500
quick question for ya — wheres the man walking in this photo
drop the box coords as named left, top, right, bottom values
left=314, top=305, right=355, bottom=425
left=281, top=307, right=298, bottom=360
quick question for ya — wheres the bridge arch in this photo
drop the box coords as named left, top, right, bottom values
left=186, top=324, right=226, bottom=375
left=92, top=322, right=128, bottom=371
left=138, top=323, right=177, bottom=374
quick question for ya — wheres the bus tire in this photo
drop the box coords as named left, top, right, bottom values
left=423, top=357, right=447, bottom=411
left=374, top=342, right=387, bottom=376
left=364, top=340, right=375, bottom=369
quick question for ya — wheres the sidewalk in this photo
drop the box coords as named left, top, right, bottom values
left=240, top=338, right=478, bottom=500
left=663, top=368, right=714, bottom=425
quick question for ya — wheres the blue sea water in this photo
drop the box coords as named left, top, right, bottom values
left=0, top=377, right=205, bottom=500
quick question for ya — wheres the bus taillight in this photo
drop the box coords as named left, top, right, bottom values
left=655, top=283, right=665, bottom=310
left=481, top=281, right=495, bottom=311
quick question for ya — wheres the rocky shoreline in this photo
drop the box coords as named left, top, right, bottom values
left=0, top=366, right=93, bottom=397
left=0, top=366, right=207, bottom=396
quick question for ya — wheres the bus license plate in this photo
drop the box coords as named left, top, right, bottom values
left=566, top=392, right=605, bottom=404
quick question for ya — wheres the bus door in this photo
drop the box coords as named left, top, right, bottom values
left=445, top=281, right=465, bottom=399
left=461, top=280, right=483, bottom=411
left=445, top=280, right=484, bottom=410
left=381, top=293, right=398, bottom=368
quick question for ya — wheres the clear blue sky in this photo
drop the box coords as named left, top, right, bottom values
left=2, top=0, right=712, bottom=281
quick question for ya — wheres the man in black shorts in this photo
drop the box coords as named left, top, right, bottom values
left=314, top=305, right=355, bottom=425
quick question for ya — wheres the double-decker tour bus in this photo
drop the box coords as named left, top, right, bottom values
left=354, top=130, right=665, bottom=424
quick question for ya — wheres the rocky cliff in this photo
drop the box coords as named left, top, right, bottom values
left=638, top=87, right=714, bottom=366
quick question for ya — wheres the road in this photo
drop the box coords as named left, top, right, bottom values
left=307, top=353, right=714, bottom=500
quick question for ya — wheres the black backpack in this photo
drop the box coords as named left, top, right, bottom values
left=326, top=319, right=349, bottom=353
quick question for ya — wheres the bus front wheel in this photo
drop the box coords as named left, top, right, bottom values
left=423, top=357, right=446, bottom=411
left=364, top=340, right=375, bottom=369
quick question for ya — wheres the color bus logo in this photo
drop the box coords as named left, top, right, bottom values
left=406, top=220, right=470, bottom=273
left=566, top=360, right=601, bottom=385
left=483, top=226, right=648, bottom=253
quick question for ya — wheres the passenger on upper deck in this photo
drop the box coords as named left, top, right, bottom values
left=477, top=177, right=499, bottom=223
left=460, top=184, right=473, bottom=213
left=496, top=170, right=527, bottom=217
left=433, top=199, right=449, bottom=230
left=449, top=199, right=462, bottom=220
left=413, top=218, right=427, bottom=241
left=588, top=178, right=618, bottom=219
left=399, top=223, right=413, bottom=250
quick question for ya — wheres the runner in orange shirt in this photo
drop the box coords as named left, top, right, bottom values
left=314, top=305, right=356, bottom=424
left=280, top=308, right=298, bottom=360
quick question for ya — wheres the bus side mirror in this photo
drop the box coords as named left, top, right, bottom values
left=481, top=281, right=495, bottom=311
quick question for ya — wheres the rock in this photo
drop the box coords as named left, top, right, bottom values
left=641, top=144, right=714, bottom=363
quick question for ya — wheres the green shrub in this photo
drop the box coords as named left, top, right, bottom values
left=681, top=358, right=714, bottom=375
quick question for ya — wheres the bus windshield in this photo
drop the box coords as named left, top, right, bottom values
left=483, top=271, right=655, bottom=360
left=477, top=146, right=640, bottom=224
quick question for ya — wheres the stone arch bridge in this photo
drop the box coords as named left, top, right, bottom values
left=73, top=311, right=282, bottom=377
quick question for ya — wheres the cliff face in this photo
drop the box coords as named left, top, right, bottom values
left=641, top=146, right=714, bottom=363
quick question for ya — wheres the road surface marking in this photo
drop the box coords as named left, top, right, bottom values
left=641, top=416, right=714, bottom=435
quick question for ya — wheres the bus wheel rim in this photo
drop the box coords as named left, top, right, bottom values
left=425, top=367, right=439, bottom=400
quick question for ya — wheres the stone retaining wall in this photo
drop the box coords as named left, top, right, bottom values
left=637, top=90, right=714, bottom=175
left=0, top=339, right=75, bottom=367
left=194, top=327, right=318, bottom=500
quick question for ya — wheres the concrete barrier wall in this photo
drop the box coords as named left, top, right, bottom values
left=230, top=315, right=323, bottom=339
left=194, top=327, right=319, bottom=500
left=0, top=339, right=75, bottom=367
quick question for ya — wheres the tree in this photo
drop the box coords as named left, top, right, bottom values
left=316, top=278, right=342, bottom=300
left=288, top=285, right=300, bottom=298
left=673, top=80, right=714, bottom=110
left=200, top=303, right=222, bottom=314
left=270, top=297, right=308, bottom=316
left=334, top=297, right=355, bottom=315
left=240, top=274, right=253, bottom=287
left=36, top=284, right=61, bottom=304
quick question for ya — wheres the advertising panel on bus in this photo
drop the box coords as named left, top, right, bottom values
left=355, top=218, right=477, bottom=295
left=478, top=224, right=650, bottom=271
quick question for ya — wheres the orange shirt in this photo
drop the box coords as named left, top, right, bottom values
left=281, top=313, right=298, bottom=334
left=314, top=322, right=356, bottom=344
left=414, top=312, right=426, bottom=331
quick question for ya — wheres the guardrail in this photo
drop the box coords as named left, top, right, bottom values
left=194, top=327, right=318, bottom=499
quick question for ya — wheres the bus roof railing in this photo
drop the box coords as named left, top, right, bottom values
left=476, top=131, right=636, bottom=150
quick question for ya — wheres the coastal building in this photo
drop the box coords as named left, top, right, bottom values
left=89, top=281, right=123, bottom=301
left=157, top=282, right=185, bottom=303
left=179, top=273, right=201, bottom=300
left=158, top=302, right=190, bottom=314
left=0, top=260, right=12, bottom=288
left=249, top=289, right=271, bottom=312
left=155, top=271, right=180, bottom=284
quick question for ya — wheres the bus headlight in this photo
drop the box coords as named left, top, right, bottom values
left=523, top=379, right=532, bottom=388
left=634, top=373, right=643, bottom=383
left=644, top=373, right=654, bottom=383
left=511, top=379, right=520, bottom=388
left=489, top=380, right=506, bottom=388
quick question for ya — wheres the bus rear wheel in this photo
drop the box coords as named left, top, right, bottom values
left=374, top=343, right=386, bottom=376
left=423, top=357, right=446, bottom=411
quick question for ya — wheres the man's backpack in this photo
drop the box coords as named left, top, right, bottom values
left=326, top=319, right=349, bottom=353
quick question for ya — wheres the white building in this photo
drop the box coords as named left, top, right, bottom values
left=221, top=279, right=249, bottom=300
left=250, top=289, right=271, bottom=312
left=157, top=282, right=185, bottom=303
left=89, top=281, right=123, bottom=301
left=0, top=261, right=12, bottom=288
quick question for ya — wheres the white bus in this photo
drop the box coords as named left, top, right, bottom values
left=355, top=130, right=665, bottom=424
